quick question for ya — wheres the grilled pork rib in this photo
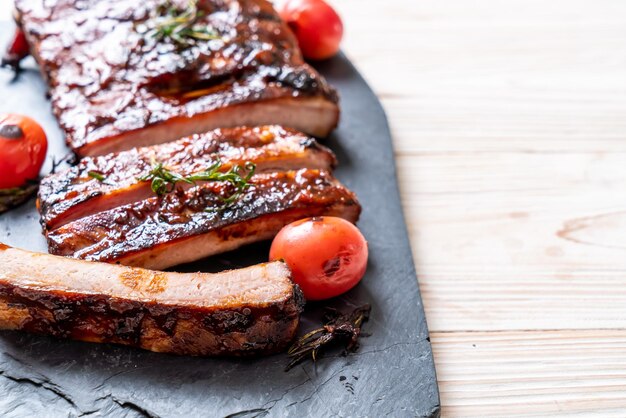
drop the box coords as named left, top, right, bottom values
left=38, top=126, right=337, bottom=230
left=0, top=243, right=303, bottom=356
left=15, top=0, right=339, bottom=156
left=46, top=169, right=360, bottom=270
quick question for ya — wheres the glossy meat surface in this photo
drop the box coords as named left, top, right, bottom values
left=15, top=0, right=339, bottom=156
left=0, top=243, right=303, bottom=356
left=46, top=169, right=361, bottom=269
left=38, top=125, right=337, bottom=229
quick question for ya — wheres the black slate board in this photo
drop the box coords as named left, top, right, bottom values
left=0, top=23, right=440, bottom=417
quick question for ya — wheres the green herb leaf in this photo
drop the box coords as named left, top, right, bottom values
left=137, top=159, right=256, bottom=209
left=142, top=0, right=220, bottom=47
left=87, top=171, right=106, bottom=182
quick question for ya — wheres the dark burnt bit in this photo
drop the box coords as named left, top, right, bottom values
left=152, top=311, right=178, bottom=336
left=0, top=284, right=144, bottom=343
left=286, top=304, right=371, bottom=371
left=297, top=137, right=338, bottom=169
left=291, top=284, right=306, bottom=314
left=114, top=312, right=146, bottom=343
left=0, top=276, right=303, bottom=356
left=202, top=309, right=253, bottom=333
left=50, top=152, right=80, bottom=173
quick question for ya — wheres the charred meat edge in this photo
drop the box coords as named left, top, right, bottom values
left=14, top=0, right=340, bottom=156
left=0, top=243, right=304, bottom=356
left=45, top=169, right=361, bottom=270
left=38, top=125, right=337, bottom=230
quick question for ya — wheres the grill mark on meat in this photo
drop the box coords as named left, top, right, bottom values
left=0, top=244, right=303, bottom=356
left=15, top=0, right=339, bottom=156
left=38, top=126, right=337, bottom=230
left=46, top=169, right=361, bottom=269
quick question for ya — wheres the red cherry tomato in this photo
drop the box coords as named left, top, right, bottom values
left=270, top=216, right=368, bottom=300
left=0, top=114, right=48, bottom=189
left=277, top=0, right=343, bottom=61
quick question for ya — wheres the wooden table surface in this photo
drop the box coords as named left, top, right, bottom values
left=327, top=0, right=626, bottom=416
left=3, top=1, right=626, bottom=416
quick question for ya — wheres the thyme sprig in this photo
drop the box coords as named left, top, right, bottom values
left=286, top=304, right=371, bottom=371
left=142, top=0, right=220, bottom=47
left=87, top=171, right=106, bottom=182
left=137, top=159, right=256, bottom=207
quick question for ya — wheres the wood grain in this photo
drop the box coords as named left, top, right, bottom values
left=327, top=0, right=626, bottom=415
left=433, top=330, right=626, bottom=417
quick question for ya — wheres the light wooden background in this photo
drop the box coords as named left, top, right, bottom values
left=4, top=1, right=626, bottom=416
left=327, top=0, right=626, bottom=416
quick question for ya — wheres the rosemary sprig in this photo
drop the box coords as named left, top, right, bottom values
left=285, top=304, right=371, bottom=371
left=137, top=159, right=256, bottom=207
left=142, top=0, right=220, bottom=47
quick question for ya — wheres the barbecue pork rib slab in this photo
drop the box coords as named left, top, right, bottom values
left=15, top=0, right=339, bottom=156
left=38, top=125, right=337, bottom=230
left=0, top=243, right=303, bottom=356
left=46, top=169, right=361, bottom=270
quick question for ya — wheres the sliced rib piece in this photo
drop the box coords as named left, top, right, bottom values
left=46, top=169, right=361, bottom=270
left=15, top=0, right=340, bottom=156
left=38, top=125, right=336, bottom=230
left=0, top=243, right=303, bottom=356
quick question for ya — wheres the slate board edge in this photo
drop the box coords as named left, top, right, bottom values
left=326, top=53, right=441, bottom=418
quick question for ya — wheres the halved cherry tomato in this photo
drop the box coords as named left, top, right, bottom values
left=270, top=216, right=368, bottom=300
left=0, top=114, right=48, bottom=189
left=277, top=0, right=343, bottom=61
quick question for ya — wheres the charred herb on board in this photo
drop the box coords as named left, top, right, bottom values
left=0, top=153, right=78, bottom=215
left=138, top=0, right=220, bottom=48
left=0, top=181, right=39, bottom=214
left=50, top=153, right=79, bottom=174
left=138, top=159, right=256, bottom=207
left=286, top=304, right=371, bottom=371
